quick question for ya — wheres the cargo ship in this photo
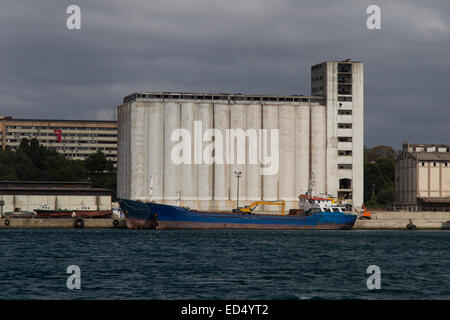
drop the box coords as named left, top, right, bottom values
left=118, top=196, right=357, bottom=230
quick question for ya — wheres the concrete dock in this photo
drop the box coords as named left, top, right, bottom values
left=1, top=211, right=450, bottom=230
left=0, top=218, right=127, bottom=229
left=354, top=211, right=450, bottom=230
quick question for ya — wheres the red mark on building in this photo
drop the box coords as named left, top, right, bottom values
left=54, top=129, right=62, bottom=143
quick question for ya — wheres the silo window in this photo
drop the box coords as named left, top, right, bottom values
left=338, top=74, right=352, bottom=83
left=338, top=123, right=352, bottom=129
left=338, top=150, right=352, bottom=156
left=338, top=85, right=352, bottom=95
left=338, top=64, right=352, bottom=73
left=339, top=179, right=352, bottom=189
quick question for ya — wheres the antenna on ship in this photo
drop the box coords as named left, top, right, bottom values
left=234, top=171, right=242, bottom=210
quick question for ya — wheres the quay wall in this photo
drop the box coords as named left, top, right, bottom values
left=0, top=218, right=126, bottom=229
left=353, top=210, right=450, bottom=230
left=1, top=212, right=450, bottom=230
left=369, top=211, right=450, bottom=220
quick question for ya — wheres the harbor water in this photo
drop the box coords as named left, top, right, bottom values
left=0, top=229, right=449, bottom=300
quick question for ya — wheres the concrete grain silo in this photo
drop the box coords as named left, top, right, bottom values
left=294, top=105, right=310, bottom=195
left=310, top=105, right=327, bottom=195
left=117, top=59, right=364, bottom=212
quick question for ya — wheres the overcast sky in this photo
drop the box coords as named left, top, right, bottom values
left=1, top=0, right=449, bottom=149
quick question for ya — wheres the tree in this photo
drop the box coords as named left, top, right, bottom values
left=0, top=138, right=86, bottom=182
left=0, top=141, right=116, bottom=199
left=365, top=145, right=396, bottom=162
left=364, top=145, right=396, bottom=208
left=85, top=151, right=114, bottom=174
left=84, top=151, right=117, bottom=200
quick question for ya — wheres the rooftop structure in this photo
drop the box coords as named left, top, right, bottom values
left=123, top=92, right=325, bottom=104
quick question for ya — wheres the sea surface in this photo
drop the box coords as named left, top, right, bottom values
left=0, top=229, right=449, bottom=300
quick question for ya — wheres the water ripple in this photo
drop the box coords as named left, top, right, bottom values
left=0, top=229, right=449, bottom=299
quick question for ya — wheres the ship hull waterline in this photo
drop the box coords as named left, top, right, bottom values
left=119, top=199, right=357, bottom=230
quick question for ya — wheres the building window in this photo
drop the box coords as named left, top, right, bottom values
left=338, top=110, right=352, bottom=115
left=338, top=150, right=352, bottom=156
left=434, top=162, right=436, bottom=167
left=338, top=85, right=352, bottom=95
left=338, top=137, right=352, bottom=142
left=338, top=123, right=352, bottom=129
left=338, top=164, right=352, bottom=169
left=422, top=162, right=425, bottom=166
left=339, top=178, right=352, bottom=189
left=338, top=74, right=352, bottom=83
left=338, top=63, right=352, bottom=73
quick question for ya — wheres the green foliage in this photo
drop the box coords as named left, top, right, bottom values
left=0, top=138, right=116, bottom=200
left=85, top=151, right=114, bottom=174
left=84, top=151, right=116, bottom=199
left=364, top=145, right=396, bottom=208
left=364, top=145, right=396, bottom=162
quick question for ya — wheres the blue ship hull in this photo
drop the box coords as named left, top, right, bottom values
left=118, top=199, right=357, bottom=230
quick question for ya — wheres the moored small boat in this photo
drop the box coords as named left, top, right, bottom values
left=34, top=209, right=74, bottom=218
left=74, top=210, right=112, bottom=218
left=5, top=211, right=36, bottom=218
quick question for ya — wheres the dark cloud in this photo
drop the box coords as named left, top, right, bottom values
left=1, top=0, right=449, bottom=149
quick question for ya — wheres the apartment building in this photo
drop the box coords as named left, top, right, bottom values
left=0, top=116, right=117, bottom=163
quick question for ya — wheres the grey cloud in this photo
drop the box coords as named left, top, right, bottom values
left=1, top=0, right=450, bottom=149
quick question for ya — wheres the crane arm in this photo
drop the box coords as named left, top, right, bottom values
left=239, top=200, right=286, bottom=215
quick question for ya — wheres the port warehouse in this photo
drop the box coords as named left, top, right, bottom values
left=0, top=116, right=118, bottom=163
left=117, top=59, right=364, bottom=212
left=395, top=142, right=450, bottom=211
left=0, top=181, right=112, bottom=213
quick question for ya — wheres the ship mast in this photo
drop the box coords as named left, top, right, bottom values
left=308, top=173, right=315, bottom=199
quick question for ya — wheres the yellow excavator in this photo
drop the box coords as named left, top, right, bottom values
left=331, top=193, right=351, bottom=204
left=233, top=200, right=286, bottom=215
